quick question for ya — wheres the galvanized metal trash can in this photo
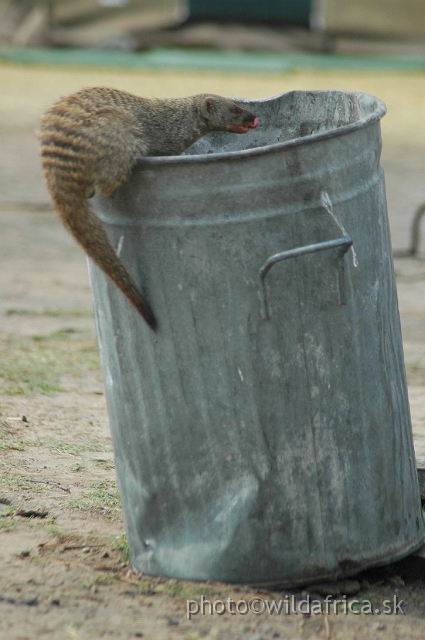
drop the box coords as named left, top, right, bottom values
left=88, top=90, right=425, bottom=587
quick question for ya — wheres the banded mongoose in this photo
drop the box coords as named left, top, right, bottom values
left=40, top=87, right=259, bottom=331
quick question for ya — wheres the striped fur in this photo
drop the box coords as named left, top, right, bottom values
left=40, top=87, right=258, bottom=331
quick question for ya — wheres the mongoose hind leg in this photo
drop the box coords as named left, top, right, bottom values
left=86, top=108, right=143, bottom=198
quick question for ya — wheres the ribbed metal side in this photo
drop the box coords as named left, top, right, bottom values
left=88, top=90, right=424, bottom=586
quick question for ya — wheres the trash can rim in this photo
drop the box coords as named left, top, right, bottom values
left=141, top=90, right=386, bottom=165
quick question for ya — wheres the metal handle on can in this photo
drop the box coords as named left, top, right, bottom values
left=259, top=236, right=353, bottom=320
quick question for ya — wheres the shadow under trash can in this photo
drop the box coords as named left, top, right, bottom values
left=88, top=90, right=425, bottom=587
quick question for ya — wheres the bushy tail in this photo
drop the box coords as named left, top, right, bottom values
left=56, top=195, right=157, bottom=331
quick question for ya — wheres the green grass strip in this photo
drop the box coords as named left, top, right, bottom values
left=1, top=46, right=425, bottom=72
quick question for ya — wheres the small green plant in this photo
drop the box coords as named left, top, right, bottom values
left=163, top=581, right=217, bottom=600
left=114, top=534, right=129, bottom=562
left=93, top=457, right=115, bottom=470
left=69, top=481, right=121, bottom=517
left=138, top=577, right=216, bottom=600
left=49, top=441, right=107, bottom=456
left=48, top=526, right=66, bottom=540
left=0, top=441, right=26, bottom=451
left=82, top=574, right=117, bottom=589
left=0, top=472, right=45, bottom=493
left=0, top=437, right=44, bottom=451
left=0, top=516, right=16, bottom=532
left=138, top=580, right=158, bottom=595
left=0, top=501, right=16, bottom=531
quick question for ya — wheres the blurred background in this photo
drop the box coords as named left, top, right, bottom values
left=1, top=0, right=425, bottom=53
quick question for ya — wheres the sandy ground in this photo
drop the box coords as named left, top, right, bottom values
left=1, top=60, right=425, bottom=639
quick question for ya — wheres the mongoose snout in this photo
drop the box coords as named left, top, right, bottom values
left=201, top=99, right=259, bottom=134
left=40, top=87, right=259, bottom=331
left=227, top=116, right=259, bottom=134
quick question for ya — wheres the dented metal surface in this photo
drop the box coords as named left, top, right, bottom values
left=88, top=90, right=424, bottom=586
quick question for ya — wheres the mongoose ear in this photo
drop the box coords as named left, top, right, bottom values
left=201, top=98, right=214, bottom=120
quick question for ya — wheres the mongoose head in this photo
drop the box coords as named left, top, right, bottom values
left=201, top=96, right=259, bottom=134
